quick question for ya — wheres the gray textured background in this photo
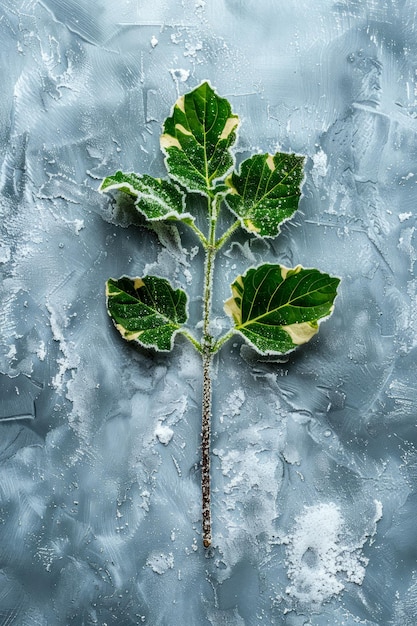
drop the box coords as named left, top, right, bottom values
left=1, top=0, right=417, bottom=624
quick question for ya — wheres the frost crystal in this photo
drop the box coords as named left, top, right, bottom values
left=284, top=503, right=368, bottom=607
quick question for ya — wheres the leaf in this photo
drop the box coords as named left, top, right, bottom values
left=99, top=171, right=191, bottom=223
left=224, top=264, right=340, bottom=355
left=160, top=81, right=239, bottom=196
left=106, top=275, right=188, bottom=352
left=224, top=152, right=305, bottom=237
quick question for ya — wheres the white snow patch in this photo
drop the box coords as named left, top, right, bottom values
left=150, top=35, right=158, bottom=48
left=47, top=302, right=80, bottom=390
left=284, top=502, right=379, bottom=608
left=155, top=422, right=174, bottom=446
left=37, top=341, right=46, bottom=361
left=0, top=245, right=11, bottom=264
left=6, top=344, right=17, bottom=360
left=169, top=68, right=190, bottom=84
left=312, top=147, right=328, bottom=182
left=146, top=551, right=174, bottom=575
left=74, top=219, right=84, bottom=234
left=140, top=490, right=151, bottom=512
left=220, top=388, right=245, bottom=424
left=184, top=42, right=203, bottom=58
left=399, top=212, right=412, bottom=222
left=171, top=32, right=182, bottom=45
left=183, top=267, right=192, bottom=285
left=398, top=226, right=417, bottom=272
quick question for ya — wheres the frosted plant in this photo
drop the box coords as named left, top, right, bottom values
left=100, top=82, right=340, bottom=548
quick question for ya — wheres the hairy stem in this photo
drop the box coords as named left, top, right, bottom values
left=186, top=220, right=209, bottom=248
left=179, top=329, right=203, bottom=353
left=212, top=329, right=234, bottom=353
left=201, top=193, right=218, bottom=548
left=201, top=346, right=212, bottom=548
left=216, top=219, right=240, bottom=250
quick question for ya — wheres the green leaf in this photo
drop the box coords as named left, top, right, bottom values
left=99, top=171, right=191, bottom=223
left=160, top=81, right=239, bottom=196
left=106, top=275, right=188, bottom=352
left=224, top=152, right=305, bottom=237
left=224, top=264, right=340, bottom=355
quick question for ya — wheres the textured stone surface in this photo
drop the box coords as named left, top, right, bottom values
left=1, top=1, right=416, bottom=623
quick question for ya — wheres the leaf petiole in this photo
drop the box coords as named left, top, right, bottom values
left=179, top=329, right=203, bottom=353
left=212, top=330, right=234, bottom=353
left=185, top=220, right=209, bottom=248
left=215, top=219, right=240, bottom=250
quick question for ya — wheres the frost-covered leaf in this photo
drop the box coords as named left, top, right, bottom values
left=106, top=275, right=188, bottom=352
left=224, top=152, right=305, bottom=237
left=160, top=81, right=239, bottom=195
left=99, top=171, right=191, bottom=223
left=224, top=264, right=340, bottom=355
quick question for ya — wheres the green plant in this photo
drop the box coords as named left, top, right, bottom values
left=100, top=81, right=340, bottom=548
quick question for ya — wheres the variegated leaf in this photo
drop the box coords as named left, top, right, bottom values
left=224, top=264, right=340, bottom=355
left=99, top=171, right=191, bottom=223
left=160, top=81, right=239, bottom=195
left=106, top=276, right=188, bottom=352
left=224, top=152, right=305, bottom=237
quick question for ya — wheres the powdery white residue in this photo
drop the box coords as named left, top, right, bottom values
left=155, top=422, right=174, bottom=446
left=399, top=212, right=412, bottom=222
left=47, top=302, right=80, bottom=390
left=184, top=41, right=203, bottom=58
left=311, top=147, right=328, bottom=188
left=169, top=68, right=190, bottom=85
left=398, top=226, right=417, bottom=272
left=0, top=245, right=11, bottom=264
left=61, top=216, right=85, bottom=234
left=37, top=341, right=46, bottom=361
left=220, top=388, right=246, bottom=424
left=183, top=267, right=192, bottom=285
left=171, top=32, right=182, bottom=45
left=218, top=447, right=277, bottom=499
left=146, top=552, right=174, bottom=575
left=74, top=219, right=84, bottom=234
left=284, top=502, right=372, bottom=608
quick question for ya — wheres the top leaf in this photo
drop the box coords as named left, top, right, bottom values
left=224, top=152, right=305, bottom=237
left=160, top=81, right=239, bottom=196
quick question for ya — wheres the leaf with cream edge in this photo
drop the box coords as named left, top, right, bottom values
left=106, top=275, right=188, bottom=352
left=224, top=264, right=340, bottom=355
left=99, top=171, right=192, bottom=223
left=160, top=81, right=239, bottom=196
left=224, top=152, right=305, bottom=237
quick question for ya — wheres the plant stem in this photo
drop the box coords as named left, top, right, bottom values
left=201, top=345, right=212, bottom=548
left=200, top=193, right=218, bottom=548
left=212, top=329, right=234, bottom=353
left=215, top=219, right=240, bottom=250
left=179, top=329, right=203, bottom=353
left=186, top=220, right=209, bottom=248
